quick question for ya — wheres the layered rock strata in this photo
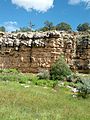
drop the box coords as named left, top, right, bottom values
left=0, top=31, right=89, bottom=73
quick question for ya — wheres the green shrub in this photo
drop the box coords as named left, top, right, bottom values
left=17, top=74, right=30, bottom=84
left=0, top=69, right=58, bottom=88
left=0, top=69, right=3, bottom=73
left=66, top=73, right=81, bottom=83
left=32, top=79, right=58, bottom=87
left=0, top=72, right=30, bottom=83
left=37, top=69, right=50, bottom=80
left=0, top=74, right=18, bottom=81
left=77, top=78, right=90, bottom=98
left=50, top=56, right=72, bottom=80
left=7, top=69, right=19, bottom=73
left=64, top=82, right=78, bottom=88
left=0, top=69, right=19, bottom=73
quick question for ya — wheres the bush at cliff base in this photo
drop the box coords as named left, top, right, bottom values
left=50, top=56, right=72, bottom=80
left=77, top=78, right=90, bottom=98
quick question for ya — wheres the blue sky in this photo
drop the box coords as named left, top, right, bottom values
left=0, top=0, right=90, bottom=31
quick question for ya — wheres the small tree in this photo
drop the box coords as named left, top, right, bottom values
left=39, top=21, right=55, bottom=31
left=56, top=22, right=72, bottom=31
left=77, top=23, right=90, bottom=31
left=44, top=20, right=54, bottom=31
left=50, top=56, right=72, bottom=80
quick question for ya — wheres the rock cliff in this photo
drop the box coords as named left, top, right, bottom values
left=0, top=31, right=90, bottom=73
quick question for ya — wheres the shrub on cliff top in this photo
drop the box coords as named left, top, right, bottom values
left=50, top=56, right=72, bottom=80
left=77, top=23, right=90, bottom=31
left=56, top=22, right=72, bottom=31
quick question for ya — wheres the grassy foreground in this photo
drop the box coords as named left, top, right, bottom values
left=0, top=80, right=90, bottom=120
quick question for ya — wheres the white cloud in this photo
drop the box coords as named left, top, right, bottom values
left=82, top=0, right=90, bottom=8
left=11, top=0, right=54, bottom=12
left=4, top=21, right=19, bottom=32
left=68, top=0, right=80, bottom=5
left=68, top=0, right=90, bottom=9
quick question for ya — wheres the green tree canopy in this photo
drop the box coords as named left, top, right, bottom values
left=0, top=26, right=5, bottom=32
left=39, top=20, right=55, bottom=31
left=44, top=20, right=53, bottom=30
left=77, top=23, right=90, bottom=31
left=56, top=22, right=72, bottom=31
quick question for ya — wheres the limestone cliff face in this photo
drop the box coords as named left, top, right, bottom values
left=0, top=31, right=90, bottom=73
left=74, top=33, right=90, bottom=73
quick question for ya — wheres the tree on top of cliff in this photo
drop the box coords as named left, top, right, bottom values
left=56, top=22, right=72, bottom=31
left=0, top=26, right=5, bottom=32
left=39, top=20, right=55, bottom=31
left=77, top=23, right=90, bottom=31
left=44, top=21, right=54, bottom=30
